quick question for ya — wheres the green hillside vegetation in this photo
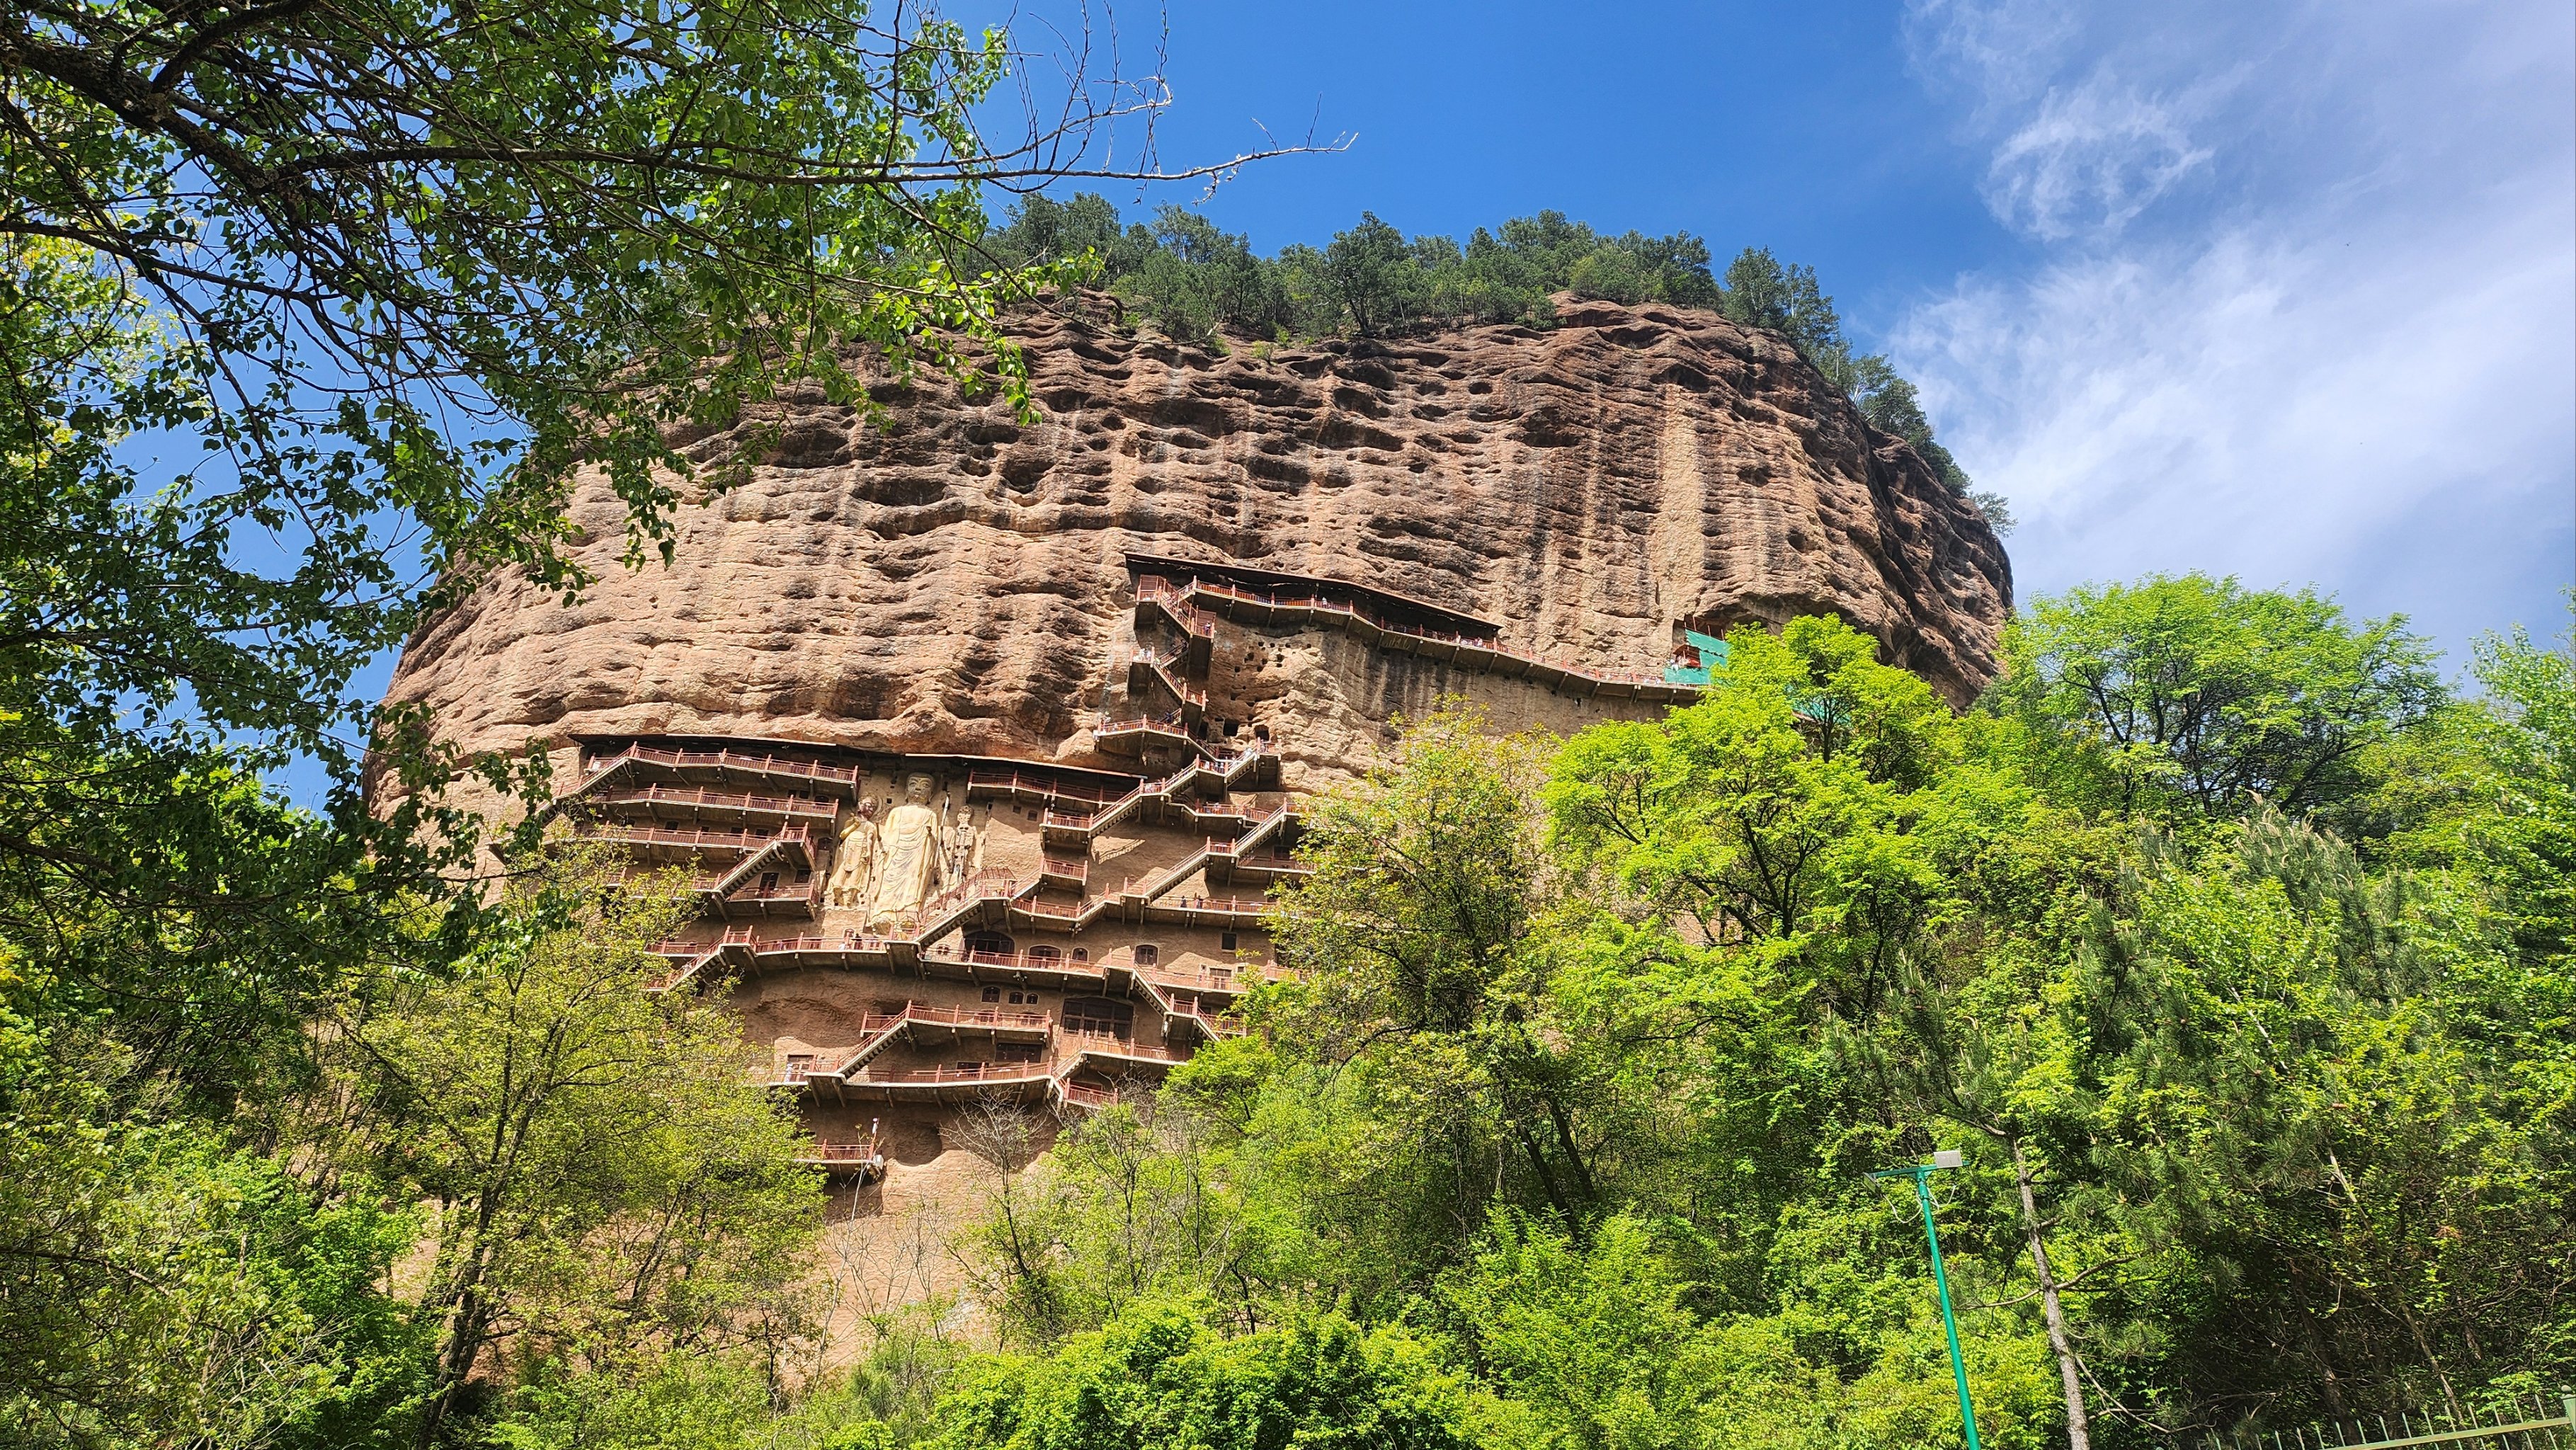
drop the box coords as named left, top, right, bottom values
left=940, top=584, right=2572, bottom=1450
left=981, top=198, right=2012, bottom=534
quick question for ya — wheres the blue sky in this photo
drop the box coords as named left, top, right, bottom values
left=1001, top=0, right=2575, bottom=663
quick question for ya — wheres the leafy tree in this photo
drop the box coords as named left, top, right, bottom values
left=307, top=856, right=824, bottom=1444
left=2076, top=811, right=2576, bottom=1425
left=930, top=1301, right=1474, bottom=1450
left=2378, top=605, right=2576, bottom=964
left=986, top=194, right=1136, bottom=276
left=982, top=199, right=1993, bottom=526
left=1261, top=709, right=1646, bottom=1250
left=1985, top=575, right=2446, bottom=832
left=1850, top=353, right=1980, bottom=500
left=0, top=1028, right=423, bottom=1448
left=1721, top=249, right=1990, bottom=518
left=1449, top=1211, right=1841, bottom=1450
left=1722, top=247, right=1851, bottom=367
left=959, top=1094, right=1300, bottom=1345
left=1113, top=208, right=1280, bottom=345
left=1546, top=615, right=1962, bottom=1019
left=1321, top=213, right=1423, bottom=337
left=0, top=2, right=1129, bottom=862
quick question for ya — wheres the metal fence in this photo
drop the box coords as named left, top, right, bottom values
left=2196, top=1393, right=2576, bottom=1449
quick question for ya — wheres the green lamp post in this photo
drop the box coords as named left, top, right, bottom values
left=1874, top=1148, right=1980, bottom=1450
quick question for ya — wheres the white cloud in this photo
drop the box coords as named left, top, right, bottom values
left=1896, top=0, right=2575, bottom=653
left=1983, top=77, right=2213, bottom=239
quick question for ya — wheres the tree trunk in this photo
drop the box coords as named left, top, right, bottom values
left=2010, top=1136, right=2092, bottom=1450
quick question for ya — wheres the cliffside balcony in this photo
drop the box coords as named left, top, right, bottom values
left=577, top=743, right=863, bottom=799
left=889, top=1000, right=1054, bottom=1041
left=1136, top=893, right=1270, bottom=929
left=967, top=767, right=1128, bottom=811
left=744, top=934, right=901, bottom=971
left=709, top=876, right=820, bottom=920
left=644, top=924, right=760, bottom=992
left=1093, top=712, right=1201, bottom=758
left=791, top=999, right=1059, bottom=1097
left=1134, top=961, right=1250, bottom=1003
left=1208, top=852, right=1311, bottom=888
left=1059, top=1032, right=1185, bottom=1075
left=920, top=943, right=1112, bottom=990
left=1039, top=806, right=1098, bottom=844
left=569, top=783, right=841, bottom=831
left=838, top=1061, right=1060, bottom=1104
left=1055, top=1080, right=1132, bottom=1111
left=1036, top=748, right=1281, bottom=843
left=1158, top=996, right=1246, bottom=1046
left=794, top=1138, right=886, bottom=1181
left=904, top=871, right=1041, bottom=945
left=581, top=820, right=812, bottom=866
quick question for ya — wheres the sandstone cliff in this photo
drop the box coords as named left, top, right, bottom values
left=384, top=296, right=2012, bottom=776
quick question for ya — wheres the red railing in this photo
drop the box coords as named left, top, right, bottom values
left=927, top=868, right=1031, bottom=908
left=887, top=1000, right=1051, bottom=1032
left=1134, top=581, right=1219, bottom=637
left=746, top=933, right=861, bottom=956
left=1039, top=748, right=1275, bottom=834
left=1154, top=894, right=1269, bottom=918
left=581, top=784, right=839, bottom=819
left=1097, top=712, right=1192, bottom=738
left=583, top=743, right=862, bottom=789
left=1062, top=1032, right=1182, bottom=1063
left=965, top=769, right=1124, bottom=805
left=857, top=1062, right=1055, bottom=1085
left=585, top=821, right=810, bottom=855
left=1129, top=649, right=1209, bottom=708
left=1141, top=964, right=1242, bottom=993
left=954, top=945, right=1101, bottom=974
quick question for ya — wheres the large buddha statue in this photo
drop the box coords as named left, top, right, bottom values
left=865, top=775, right=944, bottom=926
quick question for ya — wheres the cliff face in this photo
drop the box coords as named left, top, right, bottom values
left=384, top=296, right=2011, bottom=774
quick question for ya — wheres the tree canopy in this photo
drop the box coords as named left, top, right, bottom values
left=952, top=596, right=2574, bottom=1450
left=981, top=196, right=2005, bottom=531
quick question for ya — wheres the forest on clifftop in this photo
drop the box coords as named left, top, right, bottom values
left=981, top=195, right=2015, bottom=535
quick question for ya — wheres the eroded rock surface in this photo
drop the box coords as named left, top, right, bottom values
left=385, top=297, right=2011, bottom=773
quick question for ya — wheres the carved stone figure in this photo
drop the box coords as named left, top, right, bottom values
left=826, top=802, right=877, bottom=908
left=865, top=775, right=944, bottom=925
left=945, top=801, right=983, bottom=886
